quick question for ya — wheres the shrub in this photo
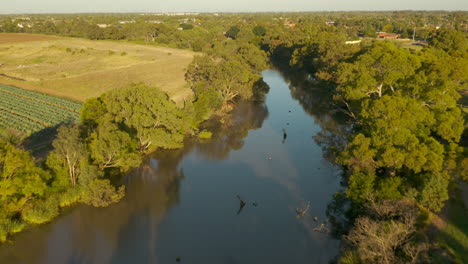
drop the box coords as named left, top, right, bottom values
left=0, top=219, right=25, bottom=242
left=59, top=187, right=83, bottom=207
left=22, top=198, right=60, bottom=224
left=82, top=179, right=125, bottom=207
left=198, top=129, right=212, bottom=139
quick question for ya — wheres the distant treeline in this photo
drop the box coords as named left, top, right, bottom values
left=1, top=11, right=466, bottom=51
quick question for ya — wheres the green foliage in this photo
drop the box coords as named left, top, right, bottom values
left=339, top=134, right=376, bottom=173
left=198, top=129, right=212, bottom=139
left=186, top=41, right=267, bottom=106
left=225, top=26, right=240, bottom=39
left=0, top=139, right=50, bottom=217
left=81, top=179, right=125, bottom=207
left=191, top=82, right=223, bottom=126
left=58, top=187, right=83, bottom=207
left=88, top=117, right=141, bottom=168
left=334, top=37, right=465, bottom=215
left=336, top=41, right=420, bottom=101
left=360, top=96, right=444, bottom=172
left=103, top=83, right=190, bottom=152
left=417, top=173, right=449, bottom=212
left=375, top=177, right=403, bottom=200
left=179, top=23, right=194, bottom=30
left=252, top=26, right=266, bottom=37
left=81, top=97, right=107, bottom=128
left=0, top=219, right=25, bottom=242
left=430, top=29, right=468, bottom=57
left=382, top=24, right=393, bottom=33
left=339, top=250, right=361, bottom=264
left=22, top=197, right=60, bottom=224
left=50, top=124, right=87, bottom=185
left=347, top=172, right=375, bottom=204
left=289, top=31, right=358, bottom=80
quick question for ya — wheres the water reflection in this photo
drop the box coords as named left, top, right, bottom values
left=193, top=101, right=269, bottom=160
left=282, top=70, right=350, bottom=164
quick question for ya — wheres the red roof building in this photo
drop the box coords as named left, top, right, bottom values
left=377, top=33, right=401, bottom=39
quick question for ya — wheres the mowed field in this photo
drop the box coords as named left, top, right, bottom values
left=0, top=33, right=196, bottom=102
left=0, top=83, right=81, bottom=133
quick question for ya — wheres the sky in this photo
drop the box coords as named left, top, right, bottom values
left=0, top=0, right=467, bottom=14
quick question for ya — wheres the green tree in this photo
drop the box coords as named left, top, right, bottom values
left=252, top=25, right=266, bottom=36
left=430, top=28, right=468, bottom=57
left=382, top=24, right=394, bottom=33
left=225, top=26, right=240, bottom=39
left=103, top=83, right=190, bottom=152
left=0, top=139, right=49, bottom=215
left=336, top=41, right=420, bottom=101
left=88, top=117, right=141, bottom=168
left=49, top=125, right=87, bottom=186
left=81, top=179, right=125, bottom=207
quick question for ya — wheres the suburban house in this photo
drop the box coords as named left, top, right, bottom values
left=377, top=32, right=401, bottom=39
left=345, top=40, right=362, bottom=44
left=119, top=20, right=135, bottom=24
left=284, top=21, right=297, bottom=27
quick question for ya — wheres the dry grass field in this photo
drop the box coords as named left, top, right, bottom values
left=0, top=33, right=196, bottom=102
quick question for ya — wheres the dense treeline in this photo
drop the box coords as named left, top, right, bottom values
left=0, top=129, right=124, bottom=241
left=1, top=11, right=466, bottom=52
left=276, top=25, right=467, bottom=263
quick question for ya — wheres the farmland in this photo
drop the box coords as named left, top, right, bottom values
left=0, top=83, right=81, bottom=133
left=0, top=33, right=196, bottom=102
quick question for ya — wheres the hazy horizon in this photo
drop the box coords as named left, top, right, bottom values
left=1, top=0, right=467, bottom=14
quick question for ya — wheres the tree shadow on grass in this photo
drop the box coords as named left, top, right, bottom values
left=432, top=187, right=468, bottom=263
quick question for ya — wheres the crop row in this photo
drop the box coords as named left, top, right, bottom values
left=0, top=85, right=81, bottom=133
left=0, top=92, right=79, bottom=125
left=0, top=109, right=45, bottom=133
left=0, top=84, right=82, bottom=112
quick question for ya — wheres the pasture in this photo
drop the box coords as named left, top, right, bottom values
left=0, top=33, right=196, bottom=102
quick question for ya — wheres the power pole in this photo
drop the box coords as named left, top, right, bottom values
left=413, top=27, right=416, bottom=41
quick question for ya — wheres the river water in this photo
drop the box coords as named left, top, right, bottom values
left=0, top=69, right=345, bottom=264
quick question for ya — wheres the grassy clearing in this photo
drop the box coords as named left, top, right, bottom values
left=0, top=33, right=196, bottom=102
left=432, top=183, right=468, bottom=263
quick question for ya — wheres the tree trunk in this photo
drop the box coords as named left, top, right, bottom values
left=377, top=83, right=383, bottom=97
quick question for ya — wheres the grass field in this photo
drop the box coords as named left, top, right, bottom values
left=428, top=183, right=468, bottom=264
left=0, top=83, right=82, bottom=133
left=0, top=33, right=196, bottom=102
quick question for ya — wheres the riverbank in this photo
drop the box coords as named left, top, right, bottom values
left=0, top=69, right=343, bottom=263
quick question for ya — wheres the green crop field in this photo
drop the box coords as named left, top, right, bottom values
left=0, top=84, right=82, bottom=134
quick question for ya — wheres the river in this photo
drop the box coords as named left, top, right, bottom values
left=0, top=69, right=346, bottom=264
